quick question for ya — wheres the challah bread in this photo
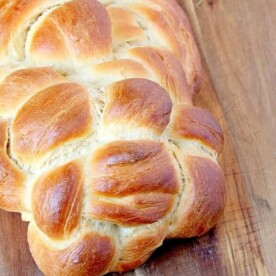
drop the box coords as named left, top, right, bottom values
left=0, top=0, right=225, bottom=275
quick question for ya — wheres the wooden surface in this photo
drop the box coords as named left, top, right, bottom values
left=1, top=0, right=276, bottom=275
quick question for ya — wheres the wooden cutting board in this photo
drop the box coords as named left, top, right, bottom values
left=1, top=0, right=276, bottom=275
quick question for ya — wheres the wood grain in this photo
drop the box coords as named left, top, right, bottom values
left=179, top=0, right=276, bottom=274
left=1, top=0, right=276, bottom=275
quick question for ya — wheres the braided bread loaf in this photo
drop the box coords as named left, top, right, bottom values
left=0, top=0, right=225, bottom=275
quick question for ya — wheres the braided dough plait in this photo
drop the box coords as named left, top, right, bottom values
left=0, top=0, right=225, bottom=275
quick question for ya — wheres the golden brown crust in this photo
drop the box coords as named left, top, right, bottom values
left=0, top=67, right=66, bottom=117
left=27, top=0, right=112, bottom=66
left=0, top=152, right=26, bottom=211
left=0, top=120, right=26, bottom=212
left=0, top=0, right=224, bottom=275
left=131, top=4, right=183, bottom=63
left=87, top=140, right=179, bottom=226
left=129, top=47, right=192, bottom=104
left=146, top=0, right=202, bottom=90
left=32, top=161, right=83, bottom=239
left=168, top=155, right=225, bottom=238
left=92, top=59, right=150, bottom=84
left=103, top=78, right=173, bottom=134
left=90, top=140, right=179, bottom=196
left=11, top=83, right=92, bottom=166
left=0, top=0, right=201, bottom=90
left=0, top=0, right=43, bottom=60
left=0, top=120, right=7, bottom=149
left=171, top=105, right=224, bottom=153
left=28, top=223, right=115, bottom=276
left=114, top=222, right=169, bottom=272
left=89, top=193, right=173, bottom=226
left=108, top=7, right=144, bottom=46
